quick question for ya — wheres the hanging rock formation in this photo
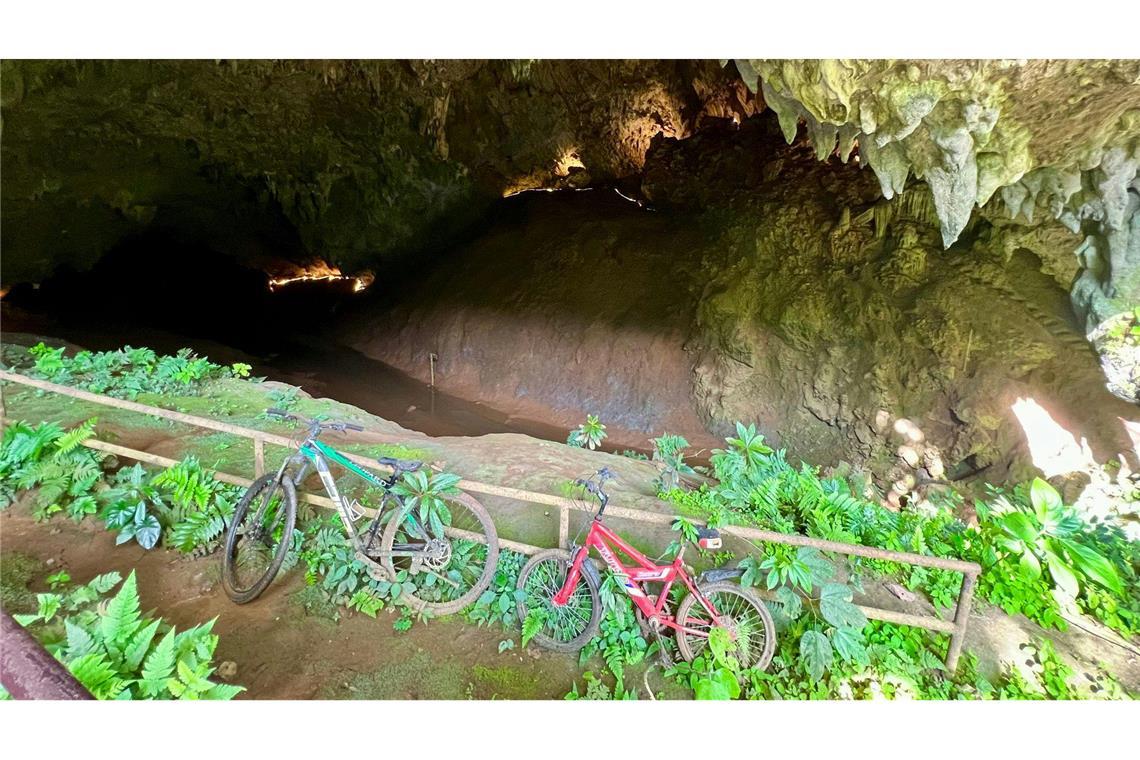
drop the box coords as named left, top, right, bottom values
left=736, top=59, right=1140, bottom=327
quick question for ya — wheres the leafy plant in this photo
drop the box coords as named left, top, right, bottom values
left=578, top=574, right=651, bottom=682
left=266, top=386, right=301, bottom=413
left=104, top=500, right=163, bottom=549
left=9, top=570, right=242, bottom=700
left=981, top=478, right=1122, bottom=601
left=652, top=433, right=696, bottom=492
left=710, top=422, right=773, bottom=481
left=742, top=546, right=868, bottom=681
left=20, top=344, right=228, bottom=399
left=390, top=468, right=462, bottom=540
left=466, top=550, right=526, bottom=629
left=567, top=414, right=607, bottom=450
left=0, top=418, right=104, bottom=517
left=667, top=627, right=745, bottom=700
left=564, top=671, right=637, bottom=700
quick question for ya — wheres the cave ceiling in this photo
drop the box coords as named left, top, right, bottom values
left=1, top=59, right=1138, bottom=322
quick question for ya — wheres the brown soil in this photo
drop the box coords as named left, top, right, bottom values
left=0, top=506, right=582, bottom=700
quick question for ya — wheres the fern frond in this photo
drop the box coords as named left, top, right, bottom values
left=138, top=629, right=177, bottom=698
left=54, top=418, right=98, bottom=455
left=100, top=571, right=142, bottom=657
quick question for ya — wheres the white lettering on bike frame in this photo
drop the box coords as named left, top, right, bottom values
left=594, top=542, right=646, bottom=599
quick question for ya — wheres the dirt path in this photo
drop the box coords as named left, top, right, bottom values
left=0, top=508, right=584, bottom=700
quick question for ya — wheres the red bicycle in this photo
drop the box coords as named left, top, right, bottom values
left=516, top=468, right=775, bottom=669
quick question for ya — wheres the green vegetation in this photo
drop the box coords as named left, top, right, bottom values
left=0, top=418, right=104, bottom=521
left=465, top=550, right=527, bottom=629
left=2, top=341, right=1136, bottom=700
left=651, top=433, right=695, bottom=491
left=23, top=342, right=245, bottom=399
left=577, top=574, right=652, bottom=686
left=667, top=627, right=745, bottom=700
left=740, top=547, right=868, bottom=681
left=567, top=414, right=607, bottom=450
left=4, top=570, right=242, bottom=700
left=663, top=431, right=1139, bottom=642
left=564, top=670, right=639, bottom=700
left=0, top=416, right=246, bottom=556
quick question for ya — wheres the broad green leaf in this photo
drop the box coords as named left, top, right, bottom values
left=708, top=626, right=734, bottom=665
left=797, top=547, right=835, bottom=586
left=832, top=626, right=868, bottom=665
left=134, top=513, right=161, bottom=550
left=820, top=583, right=867, bottom=631
left=800, top=630, right=833, bottom=681
left=1043, top=548, right=1079, bottom=598
left=693, top=667, right=739, bottom=700
left=1060, top=539, right=1123, bottom=595
left=1029, top=478, right=1062, bottom=515
left=774, top=585, right=803, bottom=620
left=1000, top=512, right=1039, bottom=544
left=1019, top=550, right=1042, bottom=580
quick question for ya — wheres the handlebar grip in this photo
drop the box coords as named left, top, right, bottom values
left=344, top=423, right=364, bottom=432
left=266, top=408, right=294, bottom=419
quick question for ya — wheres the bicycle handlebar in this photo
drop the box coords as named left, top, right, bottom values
left=575, top=468, right=616, bottom=517
left=265, top=408, right=364, bottom=434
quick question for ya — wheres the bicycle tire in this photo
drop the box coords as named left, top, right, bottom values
left=674, top=581, right=776, bottom=670
left=222, top=473, right=297, bottom=604
left=516, top=549, right=601, bottom=653
left=379, top=490, right=499, bottom=616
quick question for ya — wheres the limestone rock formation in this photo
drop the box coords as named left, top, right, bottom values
left=737, top=59, right=1140, bottom=325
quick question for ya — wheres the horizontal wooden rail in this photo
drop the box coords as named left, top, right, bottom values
left=0, top=369, right=980, bottom=669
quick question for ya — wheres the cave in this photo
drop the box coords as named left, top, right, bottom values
left=2, top=9, right=1140, bottom=716
left=3, top=60, right=1137, bottom=498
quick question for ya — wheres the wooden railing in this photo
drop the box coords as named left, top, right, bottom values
left=0, top=369, right=981, bottom=669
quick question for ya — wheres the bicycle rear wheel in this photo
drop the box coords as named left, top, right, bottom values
left=674, top=581, right=775, bottom=670
left=379, top=491, right=498, bottom=616
left=516, top=549, right=600, bottom=653
left=222, top=474, right=297, bottom=604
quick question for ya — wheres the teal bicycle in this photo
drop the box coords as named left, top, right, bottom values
left=222, top=409, right=499, bottom=615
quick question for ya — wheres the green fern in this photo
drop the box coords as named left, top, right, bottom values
left=14, top=570, right=243, bottom=701
left=54, top=417, right=97, bottom=454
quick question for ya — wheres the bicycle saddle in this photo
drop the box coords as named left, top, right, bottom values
left=377, top=456, right=423, bottom=473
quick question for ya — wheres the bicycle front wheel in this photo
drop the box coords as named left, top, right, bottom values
left=516, top=549, right=600, bottom=653
left=379, top=490, right=499, bottom=616
left=222, top=473, right=297, bottom=604
left=675, top=581, right=775, bottom=670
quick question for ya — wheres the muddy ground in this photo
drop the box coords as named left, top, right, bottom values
left=1, top=508, right=587, bottom=700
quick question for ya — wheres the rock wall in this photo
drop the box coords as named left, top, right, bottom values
left=345, top=117, right=1138, bottom=486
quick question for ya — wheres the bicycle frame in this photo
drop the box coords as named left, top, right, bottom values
left=553, top=518, right=722, bottom=639
left=277, top=437, right=421, bottom=555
